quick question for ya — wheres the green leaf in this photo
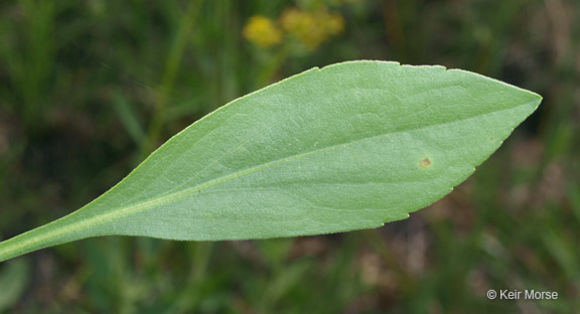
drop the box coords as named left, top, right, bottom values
left=0, top=61, right=541, bottom=262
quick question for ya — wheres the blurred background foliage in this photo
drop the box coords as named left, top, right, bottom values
left=0, top=0, right=579, bottom=313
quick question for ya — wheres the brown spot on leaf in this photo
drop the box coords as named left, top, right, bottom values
left=419, top=158, right=431, bottom=168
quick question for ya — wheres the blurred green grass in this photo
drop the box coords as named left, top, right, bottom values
left=0, top=0, right=578, bottom=313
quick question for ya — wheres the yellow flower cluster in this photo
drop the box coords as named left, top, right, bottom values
left=242, top=16, right=283, bottom=48
left=280, top=8, right=344, bottom=50
left=242, top=7, right=344, bottom=51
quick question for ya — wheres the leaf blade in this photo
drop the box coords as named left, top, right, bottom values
left=0, top=61, right=541, bottom=262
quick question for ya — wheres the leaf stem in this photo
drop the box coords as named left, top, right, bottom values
left=0, top=213, right=89, bottom=263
